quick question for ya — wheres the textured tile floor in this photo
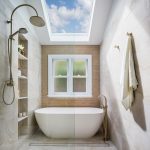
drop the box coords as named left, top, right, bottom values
left=17, top=130, right=117, bottom=150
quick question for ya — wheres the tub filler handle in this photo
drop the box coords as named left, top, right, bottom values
left=99, top=95, right=108, bottom=142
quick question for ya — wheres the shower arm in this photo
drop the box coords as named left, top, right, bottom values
left=6, top=4, right=39, bottom=85
left=7, top=4, right=38, bottom=40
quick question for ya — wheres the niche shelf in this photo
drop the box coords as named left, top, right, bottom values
left=18, top=52, right=28, bottom=60
left=17, top=34, right=28, bottom=139
left=18, top=97, right=28, bottom=100
left=18, top=75, right=28, bottom=79
left=18, top=116, right=28, bottom=122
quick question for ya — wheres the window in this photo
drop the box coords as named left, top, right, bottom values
left=48, top=55, right=92, bottom=97
left=45, top=0, right=95, bottom=34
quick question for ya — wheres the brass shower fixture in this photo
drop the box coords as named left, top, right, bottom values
left=2, top=4, right=45, bottom=105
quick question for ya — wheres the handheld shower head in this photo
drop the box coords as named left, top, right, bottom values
left=10, top=28, right=28, bottom=39
left=29, top=16, right=45, bottom=27
left=19, top=28, right=28, bottom=34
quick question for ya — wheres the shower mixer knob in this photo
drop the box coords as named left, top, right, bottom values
left=6, top=80, right=14, bottom=86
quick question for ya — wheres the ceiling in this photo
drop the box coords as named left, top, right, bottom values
left=26, top=0, right=113, bottom=45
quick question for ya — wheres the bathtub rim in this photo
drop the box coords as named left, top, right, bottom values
left=34, top=107, right=104, bottom=115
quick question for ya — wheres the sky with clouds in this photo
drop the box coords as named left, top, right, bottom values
left=46, top=0, right=94, bottom=33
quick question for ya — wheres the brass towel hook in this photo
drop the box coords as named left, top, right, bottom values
left=127, top=32, right=132, bottom=36
left=114, top=45, right=120, bottom=50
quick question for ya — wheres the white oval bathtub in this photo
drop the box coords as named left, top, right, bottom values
left=35, top=107, right=104, bottom=138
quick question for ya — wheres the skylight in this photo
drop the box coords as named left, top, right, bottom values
left=42, top=0, right=95, bottom=41
left=46, top=0, right=95, bottom=34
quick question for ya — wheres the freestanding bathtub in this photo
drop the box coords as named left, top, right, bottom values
left=35, top=107, right=104, bottom=138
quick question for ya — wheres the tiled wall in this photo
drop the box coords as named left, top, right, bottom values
left=0, top=0, right=41, bottom=149
left=0, top=2, right=18, bottom=148
left=41, top=45, right=100, bottom=107
left=100, top=0, right=150, bottom=150
left=27, top=34, right=41, bottom=135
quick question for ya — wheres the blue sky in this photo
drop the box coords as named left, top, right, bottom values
left=46, top=0, right=76, bottom=9
left=46, top=0, right=94, bottom=33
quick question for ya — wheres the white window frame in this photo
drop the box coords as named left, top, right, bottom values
left=48, top=55, right=92, bottom=97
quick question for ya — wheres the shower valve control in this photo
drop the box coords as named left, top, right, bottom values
left=6, top=80, right=14, bottom=86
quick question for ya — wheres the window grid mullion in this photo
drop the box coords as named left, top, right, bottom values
left=86, top=59, right=88, bottom=94
left=68, top=58, right=73, bottom=95
left=52, top=59, right=55, bottom=94
left=67, top=58, right=69, bottom=94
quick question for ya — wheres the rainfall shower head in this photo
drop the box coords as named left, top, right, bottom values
left=30, top=16, right=45, bottom=27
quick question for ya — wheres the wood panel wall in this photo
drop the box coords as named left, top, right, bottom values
left=41, top=45, right=100, bottom=107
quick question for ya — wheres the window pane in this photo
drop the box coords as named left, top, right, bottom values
left=54, top=60, right=67, bottom=76
left=73, top=78, right=86, bottom=92
left=54, top=78, right=67, bottom=92
left=73, top=60, right=86, bottom=76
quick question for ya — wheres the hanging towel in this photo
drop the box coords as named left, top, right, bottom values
left=120, top=35, right=138, bottom=110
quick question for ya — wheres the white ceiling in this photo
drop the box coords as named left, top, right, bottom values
left=26, top=0, right=113, bottom=45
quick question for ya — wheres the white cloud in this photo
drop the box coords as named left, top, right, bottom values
left=58, top=6, right=83, bottom=20
left=80, top=16, right=91, bottom=32
left=77, top=0, right=93, bottom=12
left=48, top=0, right=94, bottom=33
left=49, top=5, right=69, bottom=32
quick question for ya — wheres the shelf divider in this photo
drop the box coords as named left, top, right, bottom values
left=18, top=97, right=28, bottom=100
left=18, top=52, right=28, bottom=60
left=18, top=116, right=28, bottom=122
left=18, top=75, right=28, bottom=79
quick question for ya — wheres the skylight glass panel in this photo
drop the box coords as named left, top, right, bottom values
left=45, top=0, right=95, bottom=34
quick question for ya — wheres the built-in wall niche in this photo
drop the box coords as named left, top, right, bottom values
left=18, top=34, right=28, bottom=78
left=18, top=34, right=28, bottom=138
left=18, top=80, right=27, bottom=97
left=18, top=100, right=27, bottom=113
left=18, top=119, right=28, bottom=136
left=18, top=34, right=28, bottom=57
left=18, top=60, right=27, bottom=77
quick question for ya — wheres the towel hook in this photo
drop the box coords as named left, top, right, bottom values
left=127, top=32, right=132, bottom=36
left=114, top=45, right=120, bottom=50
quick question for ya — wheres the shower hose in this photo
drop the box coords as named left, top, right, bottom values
left=2, top=38, right=15, bottom=105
